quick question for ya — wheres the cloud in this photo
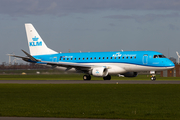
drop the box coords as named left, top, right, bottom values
left=168, top=24, right=180, bottom=31
left=103, top=13, right=180, bottom=22
left=1, top=0, right=180, bottom=17
left=109, top=23, right=116, bottom=27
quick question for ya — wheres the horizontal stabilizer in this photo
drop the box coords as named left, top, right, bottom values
left=8, top=54, right=29, bottom=60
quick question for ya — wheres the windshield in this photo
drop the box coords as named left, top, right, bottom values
left=158, top=55, right=166, bottom=58
left=153, top=55, right=166, bottom=58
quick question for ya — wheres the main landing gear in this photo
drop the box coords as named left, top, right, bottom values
left=83, top=75, right=91, bottom=80
left=103, top=75, right=111, bottom=80
left=83, top=75, right=111, bottom=80
left=150, top=71, right=156, bottom=81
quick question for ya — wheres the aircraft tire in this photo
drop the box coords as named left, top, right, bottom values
left=103, top=75, right=111, bottom=80
left=151, top=76, right=156, bottom=81
left=83, top=75, right=91, bottom=80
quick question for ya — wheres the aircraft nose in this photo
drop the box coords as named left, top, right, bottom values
left=167, top=60, right=175, bottom=68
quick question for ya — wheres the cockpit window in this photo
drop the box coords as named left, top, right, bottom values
left=153, top=55, right=158, bottom=58
left=153, top=55, right=166, bottom=58
left=158, top=55, right=166, bottom=58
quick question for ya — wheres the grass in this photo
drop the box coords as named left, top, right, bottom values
left=0, top=84, right=180, bottom=119
left=0, top=69, right=64, bottom=74
left=0, top=74, right=180, bottom=80
left=0, top=74, right=83, bottom=80
left=0, top=69, right=180, bottom=80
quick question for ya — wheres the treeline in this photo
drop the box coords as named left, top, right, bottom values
left=0, top=62, right=48, bottom=70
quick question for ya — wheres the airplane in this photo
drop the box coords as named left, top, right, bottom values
left=10, top=23, right=175, bottom=81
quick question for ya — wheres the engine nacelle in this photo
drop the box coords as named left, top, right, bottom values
left=122, top=72, right=138, bottom=77
left=91, top=67, right=108, bottom=77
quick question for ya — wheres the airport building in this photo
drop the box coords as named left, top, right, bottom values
left=161, top=64, right=180, bottom=77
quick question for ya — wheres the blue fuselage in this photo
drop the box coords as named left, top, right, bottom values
left=32, top=51, right=174, bottom=73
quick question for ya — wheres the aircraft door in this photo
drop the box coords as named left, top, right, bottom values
left=52, top=56, right=57, bottom=62
left=143, top=54, right=148, bottom=65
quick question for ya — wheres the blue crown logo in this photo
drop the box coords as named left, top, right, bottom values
left=32, top=36, right=39, bottom=41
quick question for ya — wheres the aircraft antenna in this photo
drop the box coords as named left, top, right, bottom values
left=176, top=51, right=180, bottom=64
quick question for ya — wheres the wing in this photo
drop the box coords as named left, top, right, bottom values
left=8, top=50, right=39, bottom=62
left=45, top=61, right=94, bottom=70
left=9, top=50, right=108, bottom=71
left=9, top=50, right=94, bottom=70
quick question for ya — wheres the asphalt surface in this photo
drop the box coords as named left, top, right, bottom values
left=0, top=80, right=180, bottom=84
left=0, top=117, right=123, bottom=120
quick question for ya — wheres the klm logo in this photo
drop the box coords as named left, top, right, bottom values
left=29, top=36, right=42, bottom=46
left=96, top=70, right=99, bottom=74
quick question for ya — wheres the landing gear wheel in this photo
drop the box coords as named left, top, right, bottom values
left=150, top=71, right=156, bottom=81
left=151, top=76, right=156, bottom=81
left=103, top=75, right=111, bottom=80
left=83, top=75, right=91, bottom=80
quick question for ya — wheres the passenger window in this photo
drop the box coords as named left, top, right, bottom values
left=122, top=57, right=124, bottom=59
left=87, top=58, right=88, bottom=60
left=126, top=57, right=128, bottom=59
left=71, top=58, right=72, bottom=60
left=63, top=58, right=65, bottom=60
left=111, top=57, right=112, bottom=59
left=134, top=56, right=136, bottom=59
left=60, top=58, right=61, bottom=60
left=130, top=56, right=132, bottom=59
left=74, top=58, right=76, bottom=60
left=90, top=57, right=92, bottom=60
left=79, top=58, right=80, bottom=60
left=83, top=58, right=84, bottom=60
left=103, top=57, right=104, bottom=59
left=118, top=57, right=120, bottom=59
left=67, top=58, right=69, bottom=60
left=114, top=57, right=116, bottom=59
left=107, top=57, right=108, bottom=59
left=94, top=57, right=96, bottom=60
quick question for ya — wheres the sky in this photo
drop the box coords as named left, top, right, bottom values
left=0, top=0, right=180, bottom=63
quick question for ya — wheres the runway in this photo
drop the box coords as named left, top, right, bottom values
left=0, top=80, right=180, bottom=84
left=0, top=117, right=122, bottom=120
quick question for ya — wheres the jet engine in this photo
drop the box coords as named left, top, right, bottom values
left=122, top=72, right=138, bottom=77
left=91, top=67, right=108, bottom=77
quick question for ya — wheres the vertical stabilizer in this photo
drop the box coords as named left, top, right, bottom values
left=25, top=23, right=57, bottom=56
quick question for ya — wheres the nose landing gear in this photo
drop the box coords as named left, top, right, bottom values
left=151, top=75, right=156, bottom=81
left=150, top=71, right=156, bottom=81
